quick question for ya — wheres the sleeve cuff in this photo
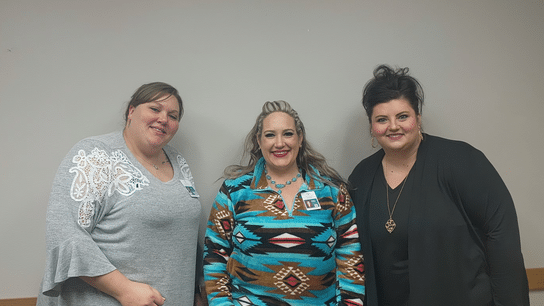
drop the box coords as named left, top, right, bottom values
left=41, top=236, right=116, bottom=296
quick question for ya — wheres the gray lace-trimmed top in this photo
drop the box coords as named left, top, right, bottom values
left=38, top=131, right=201, bottom=306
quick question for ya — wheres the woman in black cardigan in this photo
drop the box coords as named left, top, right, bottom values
left=348, top=65, right=529, bottom=305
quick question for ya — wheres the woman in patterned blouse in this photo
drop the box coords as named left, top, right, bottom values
left=203, top=101, right=365, bottom=306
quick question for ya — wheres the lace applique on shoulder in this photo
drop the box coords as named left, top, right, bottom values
left=69, top=148, right=149, bottom=228
left=177, top=155, right=195, bottom=186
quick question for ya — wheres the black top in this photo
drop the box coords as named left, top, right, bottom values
left=369, top=164, right=410, bottom=306
left=348, top=134, right=529, bottom=306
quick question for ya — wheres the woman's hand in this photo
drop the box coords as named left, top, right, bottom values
left=81, top=270, right=165, bottom=306
left=115, top=281, right=165, bottom=306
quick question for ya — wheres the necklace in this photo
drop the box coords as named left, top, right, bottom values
left=264, top=168, right=301, bottom=194
left=385, top=172, right=408, bottom=234
left=138, top=152, right=169, bottom=170
left=151, top=160, right=168, bottom=170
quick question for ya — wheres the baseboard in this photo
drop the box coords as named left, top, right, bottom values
left=527, top=268, right=544, bottom=291
left=0, top=297, right=37, bottom=306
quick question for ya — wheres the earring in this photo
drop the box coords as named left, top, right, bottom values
left=371, top=136, right=377, bottom=148
left=418, top=127, right=423, bottom=141
left=127, top=119, right=131, bottom=128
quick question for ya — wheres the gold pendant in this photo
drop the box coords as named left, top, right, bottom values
left=385, top=218, right=396, bottom=233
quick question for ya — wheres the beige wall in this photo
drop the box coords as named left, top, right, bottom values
left=1, top=0, right=543, bottom=302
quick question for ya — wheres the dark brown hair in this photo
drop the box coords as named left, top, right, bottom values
left=362, top=65, right=424, bottom=121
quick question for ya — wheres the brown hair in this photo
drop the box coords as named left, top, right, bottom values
left=124, top=82, right=183, bottom=122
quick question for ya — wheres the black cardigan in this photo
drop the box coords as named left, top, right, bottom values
left=348, top=134, right=529, bottom=306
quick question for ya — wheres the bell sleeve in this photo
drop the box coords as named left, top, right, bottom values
left=333, top=184, right=366, bottom=305
left=40, top=140, right=119, bottom=296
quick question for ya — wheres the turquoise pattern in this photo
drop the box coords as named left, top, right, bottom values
left=204, top=158, right=365, bottom=306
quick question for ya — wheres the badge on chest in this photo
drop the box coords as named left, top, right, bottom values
left=181, top=179, right=200, bottom=198
left=301, top=191, right=321, bottom=210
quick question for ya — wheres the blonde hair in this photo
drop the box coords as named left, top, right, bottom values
left=224, top=100, right=344, bottom=186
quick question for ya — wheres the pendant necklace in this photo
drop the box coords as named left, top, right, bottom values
left=385, top=167, right=408, bottom=234
left=139, top=151, right=169, bottom=170
left=265, top=168, right=301, bottom=194
left=151, top=160, right=168, bottom=170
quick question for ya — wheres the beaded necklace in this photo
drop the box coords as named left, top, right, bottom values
left=264, top=168, right=301, bottom=194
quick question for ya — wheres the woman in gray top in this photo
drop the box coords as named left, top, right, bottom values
left=38, top=82, right=202, bottom=306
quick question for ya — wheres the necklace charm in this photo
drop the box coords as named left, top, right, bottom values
left=384, top=163, right=409, bottom=234
left=385, top=218, right=396, bottom=233
left=137, top=149, right=169, bottom=171
left=151, top=160, right=168, bottom=170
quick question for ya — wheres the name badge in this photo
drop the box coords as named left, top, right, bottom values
left=181, top=179, right=200, bottom=198
left=301, top=191, right=321, bottom=210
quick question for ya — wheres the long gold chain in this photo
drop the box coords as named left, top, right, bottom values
left=384, top=167, right=408, bottom=233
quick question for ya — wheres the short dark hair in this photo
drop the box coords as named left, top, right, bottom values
left=362, top=65, right=424, bottom=122
left=124, top=82, right=183, bottom=122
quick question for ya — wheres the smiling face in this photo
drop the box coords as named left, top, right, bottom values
left=257, top=111, right=303, bottom=174
left=125, top=94, right=180, bottom=151
left=371, top=98, right=421, bottom=154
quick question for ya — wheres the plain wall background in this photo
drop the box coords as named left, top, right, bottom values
left=1, top=0, right=543, bottom=303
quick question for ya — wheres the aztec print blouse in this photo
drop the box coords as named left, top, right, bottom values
left=204, top=158, right=365, bottom=306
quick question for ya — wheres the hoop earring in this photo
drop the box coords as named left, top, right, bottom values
left=371, top=136, right=377, bottom=148
left=418, top=128, right=423, bottom=141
